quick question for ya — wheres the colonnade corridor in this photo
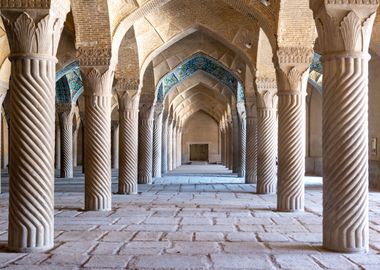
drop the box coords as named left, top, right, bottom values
left=1, top=0, right=380, bottom=269
left=1, top=168, right=380, bottom=269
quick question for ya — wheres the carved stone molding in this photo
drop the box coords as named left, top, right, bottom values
left=115, top=78, right=140, bottom=92
left=77, top=47, right=112, bottom=67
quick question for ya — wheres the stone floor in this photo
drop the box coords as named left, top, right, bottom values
left=0, top=165, right=379, bottom=269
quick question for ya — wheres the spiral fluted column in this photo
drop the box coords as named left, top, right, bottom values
left=0, top=86, right=8, bottom=194
left=237, top=103, right=247, bottom=177
left=167, top=116, right=173, bottom=171
left=161, top=113, right=168, bottom=174
left=177, top=126, right=182, bottom=167
left=55, top=121, right=61, bottom=171
left=311, top=1, right=378, bottom=252
left=138, top=104, right=154, bottom=184
left=117, top=84, right=140, bottom=194
left=1, top=2, right=70, bottom=252
left=73, top=120, right=80, bottom=168
left=172, top=120, right=177, bottom=169
left=81, top=67, right=114, bottom=211
left=256, top=79, right=278, bottom=194
left=153, top=104, right=163, bottom=178
left=111, top=120, right=119, bottom=169
left=276, top=48, right=313, bottom=212
left=58, top=106, right=74, bottom=178
left=220, top=124, right=225, bottom=166
left=245, top=116, right=258, bottom=183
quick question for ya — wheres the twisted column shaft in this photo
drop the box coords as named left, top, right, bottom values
left=58, top=109, right=74, bottom=178
left=257, top=108, right=277, bottom=193
left=138, top=106, right=154, bottom=184
left=2, top=5, right=69, bottom=252
left=0, top=87, right=7, bottom=193
left=119, top=110, right=139, bottom=193
left=310, top=3, right=378, bottom=252
left=153, top=108, right=163, bottom=178
left=276, top=47, right=312, bottom=212
left=245, top=117, right=257, bottom=183
left=55, top=122, right=61, bottom=171
left=82, top=68, right=113, bottom=211
left=73, top=128, right=79, bottom=167
left=161, top=116, right=168, bottom=174
left=167, top=121, right=173, bottom=171
left=176, top=126, right=182, bottom=167
left=172, top=123, right=177, bottom=169
left=111, top=121, right=119, bottom=169
left=237, top=105, right=247, bottom=177
left=277, top=92, right=305, bottom=211
left=220, top=128, right=225, bottom=166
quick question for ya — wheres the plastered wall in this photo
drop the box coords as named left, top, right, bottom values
left=181, top=111, right=221, bottom=164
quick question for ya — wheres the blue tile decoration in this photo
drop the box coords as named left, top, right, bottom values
left=55, top=61, right=84, bottom=104
left=56, top=76, right=70, bottom=103
left=56, top=61, right=80, bottom=82
left=66, top=70, right=84, bottom=103
left=156, top=53, right=245, bottom=102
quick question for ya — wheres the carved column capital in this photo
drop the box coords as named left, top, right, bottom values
left=276, top=47, right=313, bottom=94
left=81, top=67, right=114, bottom=97
left=236, top=102, right=246, bottom=120
left=154, top=103, right=164, bottom=119
left=0, top=0, right=70, bottom=57
left=140, top=103, right=154, bottom=120
left=310, top=1, right=378, bottom=56
left=117, top=89, right=140, bottom=112
left=256, top=77, right=278, bottom=109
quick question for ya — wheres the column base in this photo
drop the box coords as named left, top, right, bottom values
left=257, top=190, right=276, bottom=195
left=276, top=207, right=304, bottom=213
left=323, top=244, right=368, bottom=254
left=138, top=176, right=152, bottom=184
left=8, top=243, right=54, bottom=253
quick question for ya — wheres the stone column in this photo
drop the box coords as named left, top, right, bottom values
left=55, top=120, right=61, bottom=171
left=0, top=1, right=70, bottom=252
left=111, top=120, right=119, bottom=169
left=172, top=119, right=177, bottom=169
left=153, top=103, right=163, bottom=178
left=226, top=120, right=233, bottom=170
left=276, top=47, right=313, bottom=212
left=80, top=60, right=114, bottom=211
left=256, top=78, right=278, bottom=194
left=177, top=125, right=182, bottom=167
left=220, top=122, right=225, bottom=166
left=138, top=104, right=154, bottom=184
left=161, top=111, right=168, bottom=174
left=72, top=112, right=81, bottom=168
left=80, top=113, right=85, bottom=174
left=57, top=104, right=74, bottom=178
left=245, top=100, right=258, bottom=184
left=0, top=85, right=7, bottom=193
left=237, top=103, right=247, bottom=177
left=117, top=81, right=140, bottom=194
left=167, top=114, right=173, bottom=171
left=311, top=1, right=378, bottom=252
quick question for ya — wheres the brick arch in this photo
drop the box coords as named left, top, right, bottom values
left=111, top=0, right=276, bottom=65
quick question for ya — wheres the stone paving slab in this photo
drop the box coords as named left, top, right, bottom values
left=0, top=173, right=379, bottom=269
